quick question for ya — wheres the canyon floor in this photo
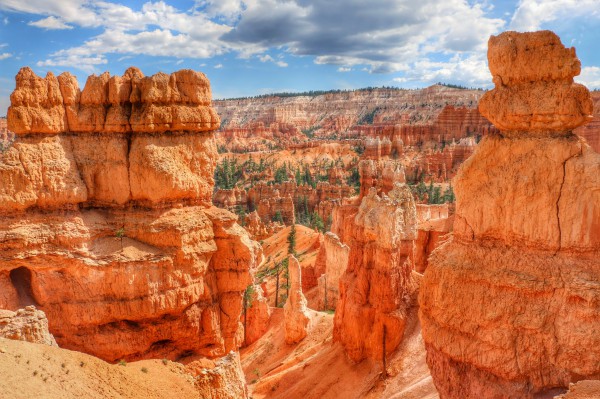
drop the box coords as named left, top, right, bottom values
left=241, top=304, right=437, bottom=399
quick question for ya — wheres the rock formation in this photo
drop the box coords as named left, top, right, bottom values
left=188, top=352, right=249, bottom=399
left=244, top=284, right=271, bottom=346
left=334, top=183, right=418, bottom=362
left=244, top=210, right=284, bottom=240
left=0, top=67, right=261, bottom=362
left=284, top=255, right=311, bottom=344
left=414, top=204, right=452, bottom=273
left=0, top=306, right=57, bottom=346
left=419, top=30, right=599, bottom=398
left=314, top=232, right=350, bottom=310
left=575, top=91, right=600, bottom=153
left=554, top=381, right=600, bottom=399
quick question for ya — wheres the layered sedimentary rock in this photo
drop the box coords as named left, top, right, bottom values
left=284, top=255, right=311, bottom=344
left=0, top=306, right=57, bottom=346
left=244, top=284, right=271, bottom=346
left=555, top=381, right=600, bottom=399
left=334, top=184, right=418, bottom=362
left=314, top=232, right=350, bottom=310
left=414, top=204, right=452, bottom=273
left=215, top=87, right=495, bottom=151
left=0, top=67, right=261, bottom=362
left=188, top=352, right=249, bottom=399
left=575, top=91, right=600, bottom=153
left=244, top=210, right=284, bottom=240
left=420, top=30, right=600, bottom=398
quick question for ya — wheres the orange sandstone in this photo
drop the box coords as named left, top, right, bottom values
left=0, top=67, right=260, bottom=363
left=419, top=30, right=599, bottom=398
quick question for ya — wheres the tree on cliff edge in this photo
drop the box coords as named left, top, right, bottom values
left=287, top=224, right=297, bottom=256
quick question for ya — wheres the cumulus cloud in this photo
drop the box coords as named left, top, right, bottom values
left=576, top=66, right=600, bottom=89
left=259, top=54, right=288, bottom=67
left=224, top=0, right=505, bottom=69
left=0, top=52, right=12, bottom=60
left=510, top=0, right=600, bottom=31
left=28, top=16, right=73, bottom=30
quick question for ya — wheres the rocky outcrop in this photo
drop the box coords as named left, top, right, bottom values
left=188, top=352, right=249, bottom=399
left=334, top=184, right=418, bottom=362
left=0, top=67, right=261, bottom=362
left=419, top=30, right=599, bottom=398
left=284, top=255, right=311, bottom=344
left=314, top=232, right=350, bottom=310
left=244, top=284, right=271, bottom=346
left=414, top=204, right=452, bottom=273
left=244, top=210, right=284, bottom=240
left=575, top=91, right=600, bottom=153
left=0, top=306, right=57, bottom=346
left=554, top=381, right=600, bottom=399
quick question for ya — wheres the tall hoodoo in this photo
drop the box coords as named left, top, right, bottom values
left=284, top=255, right=311, bottom=344
left=419, top=31, right=599, bottom=398
left=334, top=183, right=418, bottom=362
left=0, top=67, right=261, bottom=362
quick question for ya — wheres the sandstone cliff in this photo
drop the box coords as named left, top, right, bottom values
left=0, top=67, right=261, bottom=362
left=419, top=31, right=599, bottom=398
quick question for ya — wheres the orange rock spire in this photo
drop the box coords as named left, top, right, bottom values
left=419, top=31, right=600, bottom=398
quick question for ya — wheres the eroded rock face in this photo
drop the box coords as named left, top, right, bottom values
left=244, top=284, right=271, bottom=346
left=314, top=232, right=350, bottom=310
left=0, top=67, right=261, bottom=363
left=419, top=30, right=600, bottom=398
left=334, top=184, right=418, bottom=362
left=188, top=352, right=249, bottom=399
left=284, top=255, right=311, bottom=344
left=0, top=306, right=57, bottom=346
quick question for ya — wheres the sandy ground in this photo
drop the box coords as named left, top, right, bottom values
left=0, top=337, right=197, bottom=399
left=241, top=303, right=438, bottom=399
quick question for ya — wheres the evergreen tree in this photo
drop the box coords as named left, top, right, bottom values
left=287, top=224, right=297, bottom=256
left=273, top=210, right=284, bottom=224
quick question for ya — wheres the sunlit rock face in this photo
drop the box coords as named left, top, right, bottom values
left=0, top=67, right=261, bottom=362
left=333, top=183, right=418, bottom=363
left=419, top=30, right=600, bottom=399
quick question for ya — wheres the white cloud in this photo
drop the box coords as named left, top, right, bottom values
left=0, top=0, right=99, bottom=27
left=0, top=53, right=12, bottom=60
left=214, top=63, right=223, bottom=69
left=338, top=67, right=351, bottom=72
left=576, top=66, right=600, bottom=89
left=510, top=0, right=600, bottom=31
left=1, top=0, right=506, bottom=87
left=3, top=17, right=8, bottom=25
left=396, top=53, right=492, bottom=87
left=176, top=59, right=184, bottom=65
left=28, top=16, right=73, bottom=30
left=259, top=54, right=274, bottom=62
left=225, top=0, right=505, bottom=72
left=259, top=54, right=288, bottom=67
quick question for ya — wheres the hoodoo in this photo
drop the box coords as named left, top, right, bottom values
left=419, top=31, right=599, bottom=398
left=333, top=168, right=418, bottom=362
left=0, top=67, right=261, bottom=362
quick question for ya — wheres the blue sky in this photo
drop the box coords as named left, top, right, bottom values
left=0, top=0, right=599, bottom=114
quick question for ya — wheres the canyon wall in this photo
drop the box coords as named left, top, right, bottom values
left=0, top=67, right=261, bottom=362
left=419, top=31, right=600, bottom=398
